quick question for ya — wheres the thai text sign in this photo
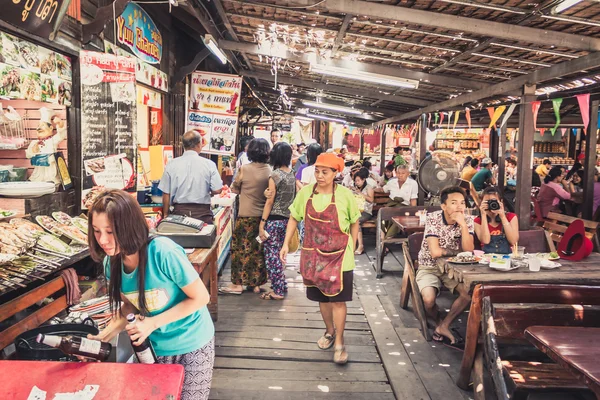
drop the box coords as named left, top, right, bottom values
left=187, top=71, right=242, bottom=155
left=116, top=3, right=162, bottom=65
left=3, top=0, right=66, bottom=39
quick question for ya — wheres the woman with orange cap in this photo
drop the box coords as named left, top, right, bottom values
left=280, top=153, right=360, bottom=364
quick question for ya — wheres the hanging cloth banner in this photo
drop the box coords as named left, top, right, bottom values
left=448, top=111, right=453, bottom=129
left=453, top=110, right=460, bottom=129
left=434, top=113, right=439, bottom=125
left=500, top=103, right=517, bottom=129
left=487, top=107, right=495, bottom=124
left=489, top=105, right=506, bottom=128
left=561, top=127, right=567, bottom=137
left=439, top=112, right=445, bottom=126
left=550, top=98, right=563, bottom=136
left=576, top=93, right=590, bottom=133
left=531, top=101, right=542, bottom=131
left=465, top=108, right=471, bottom=129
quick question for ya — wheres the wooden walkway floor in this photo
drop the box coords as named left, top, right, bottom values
left=210, top=243, right=470, bottom=400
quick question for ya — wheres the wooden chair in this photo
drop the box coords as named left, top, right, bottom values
left=458, top=284, right=600, bottom=397
left=400, top=233, right=431, bottom=341
left=543, top=211, right=600, bottom=251
left=530, top=196, right=545, bottom=226
left=375, top=205, right=440, bottom=278
left=479, top=286, right=600, bottom=400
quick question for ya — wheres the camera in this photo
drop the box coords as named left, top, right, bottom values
left=487, top=199, right=501, bottom=211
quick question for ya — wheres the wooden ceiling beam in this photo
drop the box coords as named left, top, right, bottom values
left=331, top=14, right=353, bottom=57
left=295, top=0, right=600, bottom=52
left=377, top=51, right=600, bottom=125
left=218, top=39, right=488, bottom=90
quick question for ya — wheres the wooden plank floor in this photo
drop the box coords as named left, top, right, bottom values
left=211, top=243, right=470, bottom=400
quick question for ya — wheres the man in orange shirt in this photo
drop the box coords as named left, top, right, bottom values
left=461, top=158, right=479, bottom=181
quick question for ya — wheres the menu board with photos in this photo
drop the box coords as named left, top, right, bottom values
left=187, top=71, right=242, bottom=155
left=80, top=50, right=137, bottom=209
left=0, top=31, right=72, bottom=105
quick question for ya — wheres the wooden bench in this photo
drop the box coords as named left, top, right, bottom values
left=543, top=211, right=600, bottom=251
left=402, top=229, right=551, bottom=343
left=375, top=205, right=440, bottom=278
left=458, top=284, right=600, bottom=397
left=480, top=285, right=600, bottom=400
left=0, top=277, right=68, bottom=352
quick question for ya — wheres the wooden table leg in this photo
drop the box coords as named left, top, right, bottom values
left=208, top=246, right=218, bottom=322
left=472, top=347, right=485, bottom=400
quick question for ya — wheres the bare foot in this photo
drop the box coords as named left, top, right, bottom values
left=434, top=325, right=457, bottom=344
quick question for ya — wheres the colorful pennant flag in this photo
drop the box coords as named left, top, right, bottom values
left=465, top=108, right=471, bottom=129
left=453, top=110, right=460, bottom=129
left=487, top=107, right=495, bottom=123
left=572, top=128, right=578, bottom=136
left=561, top=127, right=567, bottom=137
left=439, top=112, right=445, bottom=126
left=434, top=113, right=439, bottom=126
left=550, top=98, right=563, bottom=136
left=428, top=113, right=432, bottom=127
left=576, top=94, right=590, bottom=133
left=531, top=101, right=542, bottom=131
left=448, top=111, right=453, bottom=129
left=489, top=105, right=506, bottom=128
left=500, top=103, right=517, bottom=129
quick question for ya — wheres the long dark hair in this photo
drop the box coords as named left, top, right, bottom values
left=544, top=166, right=564, bottom=184
left=88, top=190, right=151, bottom=316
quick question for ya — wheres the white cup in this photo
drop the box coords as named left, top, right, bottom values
left=528, top=256, right=541, bottom=272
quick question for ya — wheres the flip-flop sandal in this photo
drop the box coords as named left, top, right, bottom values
left=432, top=331, right=465, bottom=351
left=219, top=287, right=243, bottom=295
left=334, top=346, right=348, bottom=364
left=354, top=249, right=364, bottom=255
left=260, top=292, right=284, bottom=300
left=317, top=333, right=336, bottom=350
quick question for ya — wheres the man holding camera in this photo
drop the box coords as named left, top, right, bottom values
left=474, top=187, right=519, bottom=254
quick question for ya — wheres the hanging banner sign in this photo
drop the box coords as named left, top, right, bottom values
left=116, top=3, right=162, bottom=65
left=187, top=71, right=242, bottom=155
left=80, top=50, right=137, bottom=209
left=3, top=0, right=68, bottom=39
left=105, top=40, right=168, bottom=92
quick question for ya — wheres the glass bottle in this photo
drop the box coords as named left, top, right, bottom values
left=126, top=313, right=158, bottom=364
left=36, top=334, right=112, bottom=361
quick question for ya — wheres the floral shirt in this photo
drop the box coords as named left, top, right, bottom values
left=417, top=210, right=474, bottom=269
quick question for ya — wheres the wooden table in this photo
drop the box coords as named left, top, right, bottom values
left=188, top=236, right=220, bottom=322
left=391, top=215, right=425, bottom=234
left=525, top=326, right=600, bottom=398
left=442, top=253, right=600, bottom=293
left=0, top=360, right=184, bottom=399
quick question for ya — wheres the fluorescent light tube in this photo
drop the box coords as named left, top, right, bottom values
left=303, top=101, right=363, bottom=115
left=310, top=64, right=419, bottom=89
left=203, top=35, right=227, bottom=65
left=306, top=113, right=347, bottom=124
left=554, top=0, right=583, bottom=13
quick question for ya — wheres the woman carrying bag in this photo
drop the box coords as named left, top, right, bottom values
left=280, top=153, right=360, bottom=364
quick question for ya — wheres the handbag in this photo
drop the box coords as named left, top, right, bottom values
left=288, top=227, right=300, bottom=253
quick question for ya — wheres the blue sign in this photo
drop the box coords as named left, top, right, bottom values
left=116, top=3, right=162, bottom=64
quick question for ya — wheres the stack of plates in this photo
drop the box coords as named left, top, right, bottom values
left=70, top=296, right=113, bottom=329
left=0, top=182, right=55, bottom=197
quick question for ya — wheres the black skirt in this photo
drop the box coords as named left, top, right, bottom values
left=306, top=271, right=353, bottom=303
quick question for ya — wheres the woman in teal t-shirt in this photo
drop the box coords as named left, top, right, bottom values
left=86, top=190, right=215, bottom=400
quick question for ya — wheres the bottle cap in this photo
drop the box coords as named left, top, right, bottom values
left=126, top=313, right=136, bottom=323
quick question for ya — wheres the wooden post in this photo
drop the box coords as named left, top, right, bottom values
left=490, top=126, right=499, bottom=165
left=379, top=125, right=386, bottom=176
left=497, top=124, right=508, bottom=197
left=418, top=114, right=427, bottom=206
left=359, top=129, right=365, bottom=160
left=515, top=84, right=536, bottom=230
left=582, top=100, right=600, bottom=220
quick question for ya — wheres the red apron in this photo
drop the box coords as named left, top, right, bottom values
left=300, top=185, right=349, bottom=296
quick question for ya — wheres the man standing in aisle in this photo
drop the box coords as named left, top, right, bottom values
left=159, top=130, right=223, bottom=224
left=271, top=130, right=282, bottom=147
left=471, top=157, right=496, bottom=192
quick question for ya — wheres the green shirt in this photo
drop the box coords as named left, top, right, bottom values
left=105, top=237, right=214, bottom=356
left=394, top=154, right=407, bottom=167
left=289, top=184, right=360, bottom=272
left=471, top=168, right=492, bottom=191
